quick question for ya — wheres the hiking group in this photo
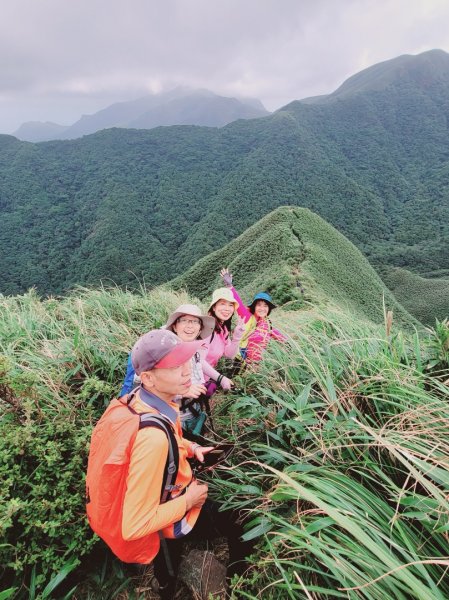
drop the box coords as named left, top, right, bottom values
left=86, top=269, right=286, bottom=598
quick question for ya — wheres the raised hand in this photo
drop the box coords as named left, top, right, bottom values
left=220, top=267, right=233, bottom=288
left=232, top=316, right=247, bottom=341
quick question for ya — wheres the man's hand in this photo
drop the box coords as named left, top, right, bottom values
left=184, top=383, right=207, bottom=399
left=193, top=445, right=215, bottom=462
left=185, top=480, right=208, bottom=510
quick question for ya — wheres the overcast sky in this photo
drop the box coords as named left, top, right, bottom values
left=1, top=0, right=449, bottom=134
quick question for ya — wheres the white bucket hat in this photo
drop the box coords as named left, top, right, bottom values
left=165, top=304, right=215, bottom=340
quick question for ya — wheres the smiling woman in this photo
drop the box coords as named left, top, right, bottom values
left=119, top=304, right=216, bottom=437
left=220, top=268, right=286, bottom=363
left=201, top=287, right=246, bottom=392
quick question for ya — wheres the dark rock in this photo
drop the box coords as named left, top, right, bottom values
left=178, top=549, right=227, bottom=599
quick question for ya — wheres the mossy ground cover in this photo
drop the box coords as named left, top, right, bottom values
left=0, top=286, right=448, bottom=599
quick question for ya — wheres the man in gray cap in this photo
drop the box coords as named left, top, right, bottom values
left=86, top=329, right=252, bottom=599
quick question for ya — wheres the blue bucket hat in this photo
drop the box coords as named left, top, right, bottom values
left=249, top=292, right=276, bottom=312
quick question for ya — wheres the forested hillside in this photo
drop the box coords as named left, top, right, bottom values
left=1, top=49, right=448, bottom=296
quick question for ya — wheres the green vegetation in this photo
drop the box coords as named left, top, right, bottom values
left=1, top=284, right=448, bottom=598
left=380, top=266, right=449, bottom=325
left=0, top=285, right=194, bottom=597
left=0, top=51, right=449, bottom=300
left=1, top=49, right=449, bottom=597
left=214, top=306, right=449, bottom=598
left=172, top=206, right=415, bottom=326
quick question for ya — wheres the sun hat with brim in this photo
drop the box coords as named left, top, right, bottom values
left=164, top=304, right=215, bottom=340
left=249, top=291, right=276, bottom=311
left=208, top=288, right=239, bottom=312
left=131, top=329, right=205, bottom=375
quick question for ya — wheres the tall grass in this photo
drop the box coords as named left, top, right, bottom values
left=1, top=287, right=448, bottom=598
left=0, top=285, right=195, bottom=596
left=211, top=306, right=449, bottom=599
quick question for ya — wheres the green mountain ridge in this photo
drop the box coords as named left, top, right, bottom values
left=0, top=50, right=448, bottom=302
left=380, top=266, right=449, bottom=325
left=172, top=206, right=415, bottom=326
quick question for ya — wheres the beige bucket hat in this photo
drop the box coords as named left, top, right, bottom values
left=208, top=288, right=239, bottom=312
left=165, top=304, right=215, bottom=339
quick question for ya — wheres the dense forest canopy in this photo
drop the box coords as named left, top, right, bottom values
left=0, top=49, right=448, bottom=296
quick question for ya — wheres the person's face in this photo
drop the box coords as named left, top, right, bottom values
left=141, top=360, right=192, bottom=401
left=213, top=299, right=235, bottom=321
left=254, top=300, right=269, bottom=319
left=172, top=315, right=202, bottom=342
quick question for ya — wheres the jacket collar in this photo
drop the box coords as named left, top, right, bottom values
left=138, top=386, right=178, bottom=425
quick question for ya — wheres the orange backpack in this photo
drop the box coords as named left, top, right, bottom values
left=86, top=396, right=178, bottom=563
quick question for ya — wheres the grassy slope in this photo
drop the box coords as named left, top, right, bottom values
left=172, top=206, right=415, bottom=326
left=381, top=267, right=449, bottom=325
left=216, top=305, right=449, bottom=599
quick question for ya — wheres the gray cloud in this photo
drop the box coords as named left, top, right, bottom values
left=1, top=0, right=449, bottom=132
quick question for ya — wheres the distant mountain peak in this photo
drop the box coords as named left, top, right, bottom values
left=13, top=120, right=69, bottom=143
left=13, top=87, right=269, bottom=142
left=297, top=48, right=449, bottom=106
left=332, top=48, right=449, bottom=97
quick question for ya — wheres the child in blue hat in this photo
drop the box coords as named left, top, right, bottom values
left=220, top=268, right=286, bottom=363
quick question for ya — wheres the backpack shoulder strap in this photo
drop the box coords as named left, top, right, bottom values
left=138, top=413, right=180, bottom=503
left=126, top=386, right=140, bottom=406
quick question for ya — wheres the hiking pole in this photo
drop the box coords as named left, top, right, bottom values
left=203, top=396, right=215, bottom=433
left=158, top=532, right=175, bottom=578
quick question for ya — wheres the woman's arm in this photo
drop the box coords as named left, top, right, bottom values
left=220, top=268, right=251, bottom=322
left=201, top=359, right=221, bottom=382
left=119, top=354, right=136, bottom=397
left=229, top=286, right=252, bottom=322
left=271, top=327, right=287, bottom=342
left=223, top=317, right=246, bottom=358
left=201, top=356, right=233, bottom=391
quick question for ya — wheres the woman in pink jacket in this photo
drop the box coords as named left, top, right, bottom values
left=201, top=287, right=246, bottom=393
left=221, top=269, right=286, bottom=363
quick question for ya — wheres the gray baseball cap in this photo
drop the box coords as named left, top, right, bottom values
left=131, top=329, right=205, bottom=375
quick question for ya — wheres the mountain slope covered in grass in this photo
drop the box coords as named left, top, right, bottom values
left=172, top=206, right=415, bottom=326
left=381, top=267, right=449, bottom=325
